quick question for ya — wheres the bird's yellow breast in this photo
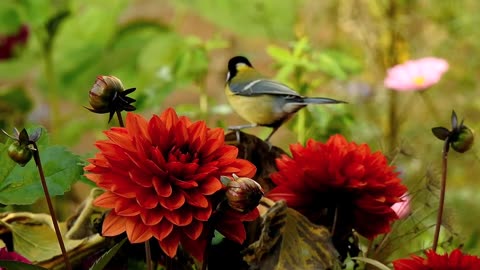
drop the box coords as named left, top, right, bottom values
left=225, top=87, right=283, bottom=126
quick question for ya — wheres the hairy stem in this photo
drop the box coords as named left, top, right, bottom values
left=432, top=139, right=450, bottom=251
left=33, top=143, right=71, bottom=270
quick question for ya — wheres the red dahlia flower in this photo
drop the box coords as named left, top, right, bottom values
left=393, top=249, right=480, bottom=270
left=85, top=108, right=258, bottom=260
left=267, top=134, right=407, bottom=239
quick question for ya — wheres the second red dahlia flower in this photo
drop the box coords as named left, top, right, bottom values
left=393, top=249, right=480, bottom=270
left=267, top=134, right=407, bottom=239
left=85, top=108, right=257, bottom=260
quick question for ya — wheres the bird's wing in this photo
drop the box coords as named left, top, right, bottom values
left=230, top=79, right=300, bottom=97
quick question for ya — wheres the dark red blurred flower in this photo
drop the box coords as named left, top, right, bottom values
left=0, top=247, right=31, bottom=269
left=85, top=108, right=257, bottom=260
left=267, top=134, right=407, bottom=239
left=0, top=25, right=29, bottom=60
left=393, top=249, right=480, bottom=270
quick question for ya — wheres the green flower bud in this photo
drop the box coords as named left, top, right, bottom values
left=451, top=126, right=474, bottom=153
left=226, top=176, right=264, bottom=213
left=88, top=76, right=124, bottom=112
left=7, top=140, right=32, bottom=166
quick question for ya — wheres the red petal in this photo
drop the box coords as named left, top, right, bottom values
left=126, top=113, right=150, bottom=144
left=104, top=128, right=136, bottom=153
left=180, top=233, right=207, bottom=261
left=160, top=108, right=179, bottom=130
left=193, top=203, right=212, bottom=221
left=170, top=175, right=198, bottom=189
left=126, top=217, right=153, bottom=243
left=94, top=192, right=118, bottom=209
left=216, top=219, right=246, bottom=244
left=183, top=221, right=204, bottom=240
left=158, top=229, right=181, bottom=258
left=184, top=190, right=209, bottom=208
left=165, top=207, right=193, bottom=226
left=129, top=170, right=152, bottom=188
left=140, top=208, right=164, bottom=226
left=188, top=121, right=207, bottom=152
left=136, top=188, right=158, bottom=209
left=151, top=147, right=166, bottom=169
left=173, top=120, right=189, bottom=146
left=115, top=198, right=142, bottom=216
left=198, top=177, right=222, bottom=195
left=152, top=219, right=174, bottom=241
left=102, top=212, right=126, bottom=237
left=152, top=176, right=172, bottom=197
left=159, top=189, right=185, bottom=210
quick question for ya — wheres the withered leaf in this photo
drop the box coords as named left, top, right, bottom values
left=243, top=198, right=340, bottom=270
left=0, top=212, right=84, bottom=263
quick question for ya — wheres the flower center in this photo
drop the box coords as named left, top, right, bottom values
left=413, top=76, right=425, bottom=86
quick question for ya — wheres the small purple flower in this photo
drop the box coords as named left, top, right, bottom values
left=384, top=57, right=449, bottom=91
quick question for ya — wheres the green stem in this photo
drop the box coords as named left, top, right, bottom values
left=418, top=91, right=440, bottom=123
left=32, top=143, right=72, bottom=270
left=432, top=139, right=450, bottom=251
left=44, top=46, right=60, bottom=141
left=198, top=78, right=209, bottom=122
left=145, top=240, right=153, bottom=270
left=388, top=90, right=399, bottom=154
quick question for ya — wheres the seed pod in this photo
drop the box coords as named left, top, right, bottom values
left=226, top=176, right=264, bottom=213
left=451, top=126, right=474, bottom=153
left=7, top=141, right=33, bottom=166
left=88, top=76, right=124, bottom=112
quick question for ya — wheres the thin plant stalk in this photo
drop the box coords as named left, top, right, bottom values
left=432, top=139, right=450, bottom=251
left=145, top=240, right=153, bottom=270
left=116, top=110, right=125, bottom=127
left=32, top=143, right=72, bottom=270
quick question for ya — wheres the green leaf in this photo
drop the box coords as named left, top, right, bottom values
left=0, top=216, right=84, bottom=262
left=267, top=45, right=293, bottom=63
left=0, top=145, right=83, bottom=205
left=0, top=261, right=48, bottom=270
left=0, top=2, right=22, bottom=34
left=89, top=238, right=127, bottom=270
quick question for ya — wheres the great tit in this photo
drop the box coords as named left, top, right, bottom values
left=225, top=56, right=346, bottom=142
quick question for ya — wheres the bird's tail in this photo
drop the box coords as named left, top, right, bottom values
left=301, top=97, right=347, bottom=104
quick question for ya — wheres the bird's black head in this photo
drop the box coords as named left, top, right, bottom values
left=226, top=56, right=253, bottom=82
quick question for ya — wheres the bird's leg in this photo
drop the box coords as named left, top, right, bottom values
left=264, top=126, right=280, bottom=143
left=227, top=123, right=258, bottom=143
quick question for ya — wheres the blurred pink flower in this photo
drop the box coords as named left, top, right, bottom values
left=384, top=57, right=449, bottom=91
left=391, top=193, right=411, bottom=219
left=0, top=247, right=31, bottom=269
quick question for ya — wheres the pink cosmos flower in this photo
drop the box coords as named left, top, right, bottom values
left=391, top=193, right=411, bottom=219
left=384, top=57, right=449, bottom=91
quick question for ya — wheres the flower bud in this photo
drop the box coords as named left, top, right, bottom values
left=7, top=141, right=32, bottom=166
left=226, top=176, right=264, bottom=212
left=88, top=76, right=124, bottom=112
left=451, top=126, right=474, bottom=153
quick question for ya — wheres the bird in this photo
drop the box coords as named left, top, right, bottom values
left=225, top=55, right=346, bottom=142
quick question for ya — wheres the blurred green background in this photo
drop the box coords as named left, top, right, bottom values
left=1, top=0, right=479, bottom=262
